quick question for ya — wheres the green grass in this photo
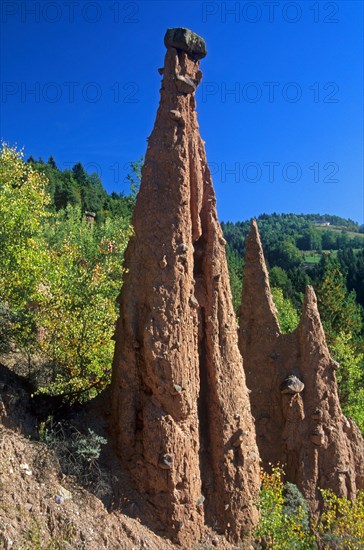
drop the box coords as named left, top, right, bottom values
left=302, top=255, right=320, bottom=264
left=315, top=225, right=364, bottom=239
left=301, top=250, right=338, bottom=265
left=301, top=248, right=363, bottom=266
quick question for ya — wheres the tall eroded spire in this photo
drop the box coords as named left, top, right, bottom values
left=239, top=219, right=280, bottom=353
left=111, top=29, right=260, bottom=545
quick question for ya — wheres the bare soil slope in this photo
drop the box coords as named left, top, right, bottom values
left=0, top=365, right=238, bottom=549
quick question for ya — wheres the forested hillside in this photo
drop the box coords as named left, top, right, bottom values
left=1, top=145, right=363, bottom=433
left=27, top=154, right=139, bottom=222
left=223, top=214, right=364, bottom=259
left=223, top=213, right=364, bottom=309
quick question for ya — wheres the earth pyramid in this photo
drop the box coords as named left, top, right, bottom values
left=238, top=219, right=364, bottom=514
left=111, top=29, right=260, bottom=545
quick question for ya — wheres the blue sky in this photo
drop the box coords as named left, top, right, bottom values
left=1, top=0, right=363, bottom=223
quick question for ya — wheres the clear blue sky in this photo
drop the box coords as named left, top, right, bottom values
left=1, top=0, right=363, bottom=223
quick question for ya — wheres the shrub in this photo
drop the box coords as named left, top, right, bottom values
left=283, top=482, right=310, bottom=533
left=41, top=421, right=108, bottom=495
left=254, top=466, right=317, bottom=549
left=315, top=489, right=364, bottom=549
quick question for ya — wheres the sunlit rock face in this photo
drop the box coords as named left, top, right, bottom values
left=111, top=29, right=260, bottom=546
left=239, top=220, right=364, bottom=514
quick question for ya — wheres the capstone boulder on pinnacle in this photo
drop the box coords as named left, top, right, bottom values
left=164, top=27, right=207, bottom=59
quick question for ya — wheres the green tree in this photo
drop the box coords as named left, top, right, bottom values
left=53, top=171, right=81, bottom=210
left=72, top=162, right=88, bottom=187
left=316, top=257, right=362, bottom=341
left=297, top=227, right=322, bottom=251
left=321, top=230, right=337, bottom=250
left=330, top=332, right=364, bottom=432
left=271, top=287, right=300, bottom=333
left=0, top=144, right=133, bottom=403
left=47, top=156, right=57, bottom=169
left=315, top=256, right=364, bottom=432
left=0, top=143, right=50, bottom=353
left=269, top=241, right=303, bottom=271
left=270, top=266, right=293, bottom=297
left=225, top=245, right=244, bottom=314
left=339, top=248, right=364, bottom=307
left=35, top=205, right=132, bottom=401
left=126, top=157, right=144, bottom=204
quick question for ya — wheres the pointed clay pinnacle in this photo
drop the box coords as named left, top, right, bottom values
left=245, top=220, right=269, bottom=276
left=303, top=285, right=318, bottom=312
left=241, top=219, right=280, bottom=332
left=250, top=218, right=259, bottom=232
left=298, top=284, right=331, bottom=366
left=111, top=30, right=260, bottom=545
left=299, top=285, right=325, bottom=332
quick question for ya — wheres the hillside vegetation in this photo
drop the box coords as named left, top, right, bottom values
left=0, top=146, right=135, bottom=404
